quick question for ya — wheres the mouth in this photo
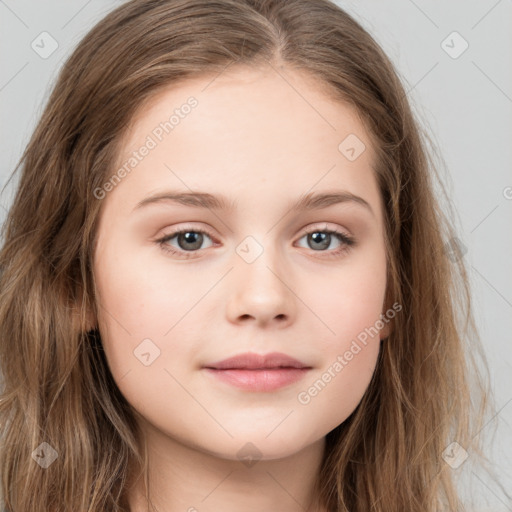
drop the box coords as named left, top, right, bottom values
left=202, top=352, right=312, bottom=392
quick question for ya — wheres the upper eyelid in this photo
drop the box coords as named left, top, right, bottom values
left=159, top=222, right=350, bottom=239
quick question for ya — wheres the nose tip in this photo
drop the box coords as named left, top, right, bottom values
left=227, top=259, right=294, bottom=328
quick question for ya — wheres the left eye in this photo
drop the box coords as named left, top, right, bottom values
left=296, top=228, right=353, bottom=253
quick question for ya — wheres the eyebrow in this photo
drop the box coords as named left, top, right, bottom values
left=132, top=190, right=374, bottom=217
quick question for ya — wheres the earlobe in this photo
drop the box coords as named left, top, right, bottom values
left=73, top=291, right=98, bottom=333
left=380, top=321, right=391, bottom=340
left=379, top=312, right=393, bottom=340
left=84, top=309, right=98, bottom=333
left=380, top=286, right=395, bottom=341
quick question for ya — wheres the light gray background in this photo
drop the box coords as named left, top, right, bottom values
left=1, top=0, right=511, bottom=509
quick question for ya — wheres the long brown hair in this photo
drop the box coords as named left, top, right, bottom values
left=0, top=0, right=496, bottom=510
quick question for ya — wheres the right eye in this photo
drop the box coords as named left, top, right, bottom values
left=156, top=227, right=216, bottom=259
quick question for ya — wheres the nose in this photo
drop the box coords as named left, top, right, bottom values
left=225, top=240, right=295, bottom=329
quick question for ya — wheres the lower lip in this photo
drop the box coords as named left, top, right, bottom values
left=204, top=368, right=310, bottom=392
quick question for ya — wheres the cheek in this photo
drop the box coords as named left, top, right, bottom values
left=295, top=340, right=380, bottom=441
left=93, top=249, right=210, bottom=435
left=292, top=250, right=386, bottom=429
left=93, top=243, right=204, bottom=386
left=95, top=235, right=210, bottom=333
left=304, top=245, right=387, bottom=347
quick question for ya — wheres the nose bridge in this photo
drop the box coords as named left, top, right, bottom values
left=226, top=230, right=294, bottom=325
left=235, top=232, right=285, bottom=292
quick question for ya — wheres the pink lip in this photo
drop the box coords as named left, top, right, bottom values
left=203, top=352, right=311, bottom=392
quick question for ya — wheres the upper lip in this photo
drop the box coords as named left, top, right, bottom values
left=204, top=352, right=311, bottom=370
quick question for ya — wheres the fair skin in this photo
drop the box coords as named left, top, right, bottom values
left=91, top=64, right=390, bottom=512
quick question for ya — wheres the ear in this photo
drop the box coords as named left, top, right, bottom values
left=379, top=295, right=395, bottom=341
left=84, top=306, right=97, bottom=333
left=380, top=284, right=396, bottom=341
left=72, top=289, right=98, bottom=333
left=379, top=319, right=392, bottom=340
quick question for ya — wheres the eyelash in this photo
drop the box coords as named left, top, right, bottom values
left=155, top=224, right=356, bottom=260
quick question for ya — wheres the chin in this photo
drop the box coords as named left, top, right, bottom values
left=203, top=428, right=321, bottom=463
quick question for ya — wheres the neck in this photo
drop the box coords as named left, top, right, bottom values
left=126, top=419, right=328, bottom=512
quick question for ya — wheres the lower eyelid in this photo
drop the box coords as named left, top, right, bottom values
left=157, top=227, right=354, bottom=259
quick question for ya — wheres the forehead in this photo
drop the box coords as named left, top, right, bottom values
left=122, top=65, right=375, bottom=156
left=107, top=64, right=381, bottom=217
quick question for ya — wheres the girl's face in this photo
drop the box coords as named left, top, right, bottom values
left=92, top=66, right=389, bottom=461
